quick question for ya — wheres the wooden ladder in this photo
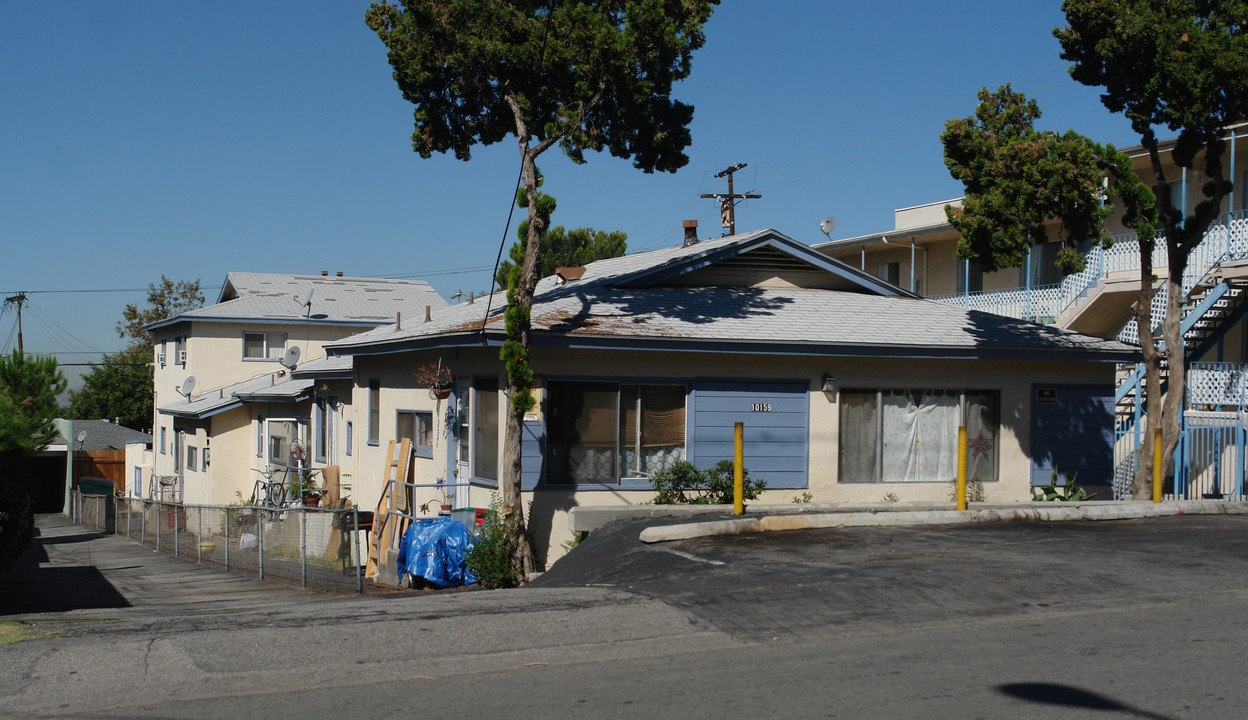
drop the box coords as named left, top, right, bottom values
left=365, top=438, right=411, bottom=579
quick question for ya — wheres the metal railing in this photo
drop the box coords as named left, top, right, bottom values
left=931, top=210, right=1248, bottom=327
left=71, top=491, right=366, bottom=593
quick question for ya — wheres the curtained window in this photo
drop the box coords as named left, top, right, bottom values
left=547, top=380, right=686, bottom=484
left=839, top=389, right=999, bottom=484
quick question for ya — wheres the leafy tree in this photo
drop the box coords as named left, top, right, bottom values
left=116, top=276, right=205, bottom=347
left=67, top=345, right=153, bottom=431
left=1056, top=0, right=1248, bottom=495
left=494, top=174, right=627, bottom=288
left=0, top=350, right=67, bottom=458
left=73, top=277, right=203, bottom=430
left=942, top=85, right=1157, bottom=496
left=367, top=0, right=716, bottom=578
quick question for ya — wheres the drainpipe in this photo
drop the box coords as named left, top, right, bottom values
left=1230, top=129, right=1237, bottom=216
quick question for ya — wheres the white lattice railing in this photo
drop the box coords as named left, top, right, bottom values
left=1188, top=362, right=1248, bottom=409
left=930, top=210, right=1248, bottom=327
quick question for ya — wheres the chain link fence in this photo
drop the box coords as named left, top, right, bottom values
left=71, top=491, right=367, bottom=592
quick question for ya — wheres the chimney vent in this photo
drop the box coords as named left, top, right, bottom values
left=682, top=219, right=699, bottom=247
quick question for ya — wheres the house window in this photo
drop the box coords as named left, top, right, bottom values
left=876, top=262, right=900, bottom=286
left=458, top=387, right=471, bottom=466
left=839, top=389, right=999, bottom=484
left=243, top=332, right=286, bottom=360
left=367, top=379, right=380, bottom=446
left=160, top=426, right=166, bottom=455
left=174, top=336, right=187, bottom=366
left=186, top=446, right=198, bottom=472
left=1021, top=242, right=1063, bottom=287
left=473, top=377, right=499, bottom=480
left=397, top=410, right=434, bottom=458
left=345, top=421, right=352, bottom=456
left=546, top=380, right=686, bottom=484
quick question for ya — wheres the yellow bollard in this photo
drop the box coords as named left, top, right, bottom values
left=1153, top=427, right=1163, bottom=503
left=956, top=425, right=967, bottom=511
left=734, top=421, right=744, bottom=515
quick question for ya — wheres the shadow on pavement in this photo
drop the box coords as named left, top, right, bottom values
left=0, top=527, right=132, bottom=615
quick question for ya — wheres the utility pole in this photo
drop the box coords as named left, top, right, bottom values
left=700, top=163, right=761, bottom=236
left=3, top=292, right=26, bottom=352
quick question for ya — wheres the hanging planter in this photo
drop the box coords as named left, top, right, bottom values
left=414, top=360, right=454, bottom=400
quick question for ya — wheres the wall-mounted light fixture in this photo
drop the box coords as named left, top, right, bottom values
left=822, top=374, right=837, bottom=401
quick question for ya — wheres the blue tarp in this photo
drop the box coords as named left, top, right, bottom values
left=396, top=517, right=478, bottom=588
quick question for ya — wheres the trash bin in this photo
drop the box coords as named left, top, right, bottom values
left=449, top=507, right=492, bottom=534
left=78, top=476, right=114, bottom=496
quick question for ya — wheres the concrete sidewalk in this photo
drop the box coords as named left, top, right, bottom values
left=0, top=514, right=314, bottom=620
left=568, top=499, right=1248, bottom=544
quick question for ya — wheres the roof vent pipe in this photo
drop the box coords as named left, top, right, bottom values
left=336, top=271, right=343, bottom=277
left=321, top=270, right=328, bottom=276
left=425, top=305, right=431, bottom=323
left=682, top=219, right=698, bottom=247
left=396, top=311, right=401, bottom=331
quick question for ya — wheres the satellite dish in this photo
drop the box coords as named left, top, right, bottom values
left=76, top=430, right=88, bottom=445
left=280, top=346, right=301, bottom=369
left=178, top=376, right=196, bottom=398
left=819, top=217, right=837, bottom=238
left=299, top=287, right=314, bottom=307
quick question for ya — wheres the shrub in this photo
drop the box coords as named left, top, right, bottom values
left=1031, top=469, right=1099, bottom=502
left=651, top=460, right=766, bottom=505
left=465, top=494, right=525, bottom=589
left=0, top=486, right=34, bottom=574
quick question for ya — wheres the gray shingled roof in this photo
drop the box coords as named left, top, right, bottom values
left=146, top=273, right=448, bottom=331
left=326, top=230, right=1138, bottom=362
left=53, top=420, right=151, bottom=450
left=159, top=371, right=313, bottom=419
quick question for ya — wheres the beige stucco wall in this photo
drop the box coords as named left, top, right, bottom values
left=350, top=345, right=1116, bottom=568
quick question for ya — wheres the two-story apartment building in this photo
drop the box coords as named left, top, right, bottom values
left=142, top=272, right=447, bottom=505
left=817, top=127, right=1248, bottom=500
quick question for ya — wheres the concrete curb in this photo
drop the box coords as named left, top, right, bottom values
left=636, top=501, right=1248, bottom=543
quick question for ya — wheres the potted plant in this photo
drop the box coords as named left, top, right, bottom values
left=413, top=361, right=454, bottom=399
left=436, top=476, right=454, bottom=515
left=290, top=468, right=325, bottom=507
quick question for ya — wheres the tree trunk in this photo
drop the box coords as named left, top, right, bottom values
left=1159, top=249, right=1188, bottom=493
left=499, top=147, right=542, bottom=580
left=1133, top=239, right=1162, bottom=499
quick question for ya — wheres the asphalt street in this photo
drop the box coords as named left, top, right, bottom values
left=2, top=512, right=1248, bottom=719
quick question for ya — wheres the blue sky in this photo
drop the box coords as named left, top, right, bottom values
left=1, top=1, right=1139, bottom=386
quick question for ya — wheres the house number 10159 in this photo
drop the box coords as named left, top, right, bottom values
left=751, top=403, right=772, bottom=412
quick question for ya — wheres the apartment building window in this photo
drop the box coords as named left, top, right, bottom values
left=345, top=421, right=353, bottom=456
left=397, top=410, right=434, bottom=458
left=160, top=426, right=166, bottom=455
left=839, top=389, right=999, bottom=484
left=367, top=379, right=380, bottom=446
left=876, top=262, right=900, bottom=286
left=174, top=336, right=187, bottom=366
left=158, top=340, right=167, bottom=368
left=186, top=446, right=198, bottom=472
left=314, top=397, right=333, bottom=463
left=956, top=258, right=983, bottom=294
left=243, top=332, right=286, bottom=360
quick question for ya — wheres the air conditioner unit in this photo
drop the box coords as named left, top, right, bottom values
left=177, top=350, right=187, bottom=364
